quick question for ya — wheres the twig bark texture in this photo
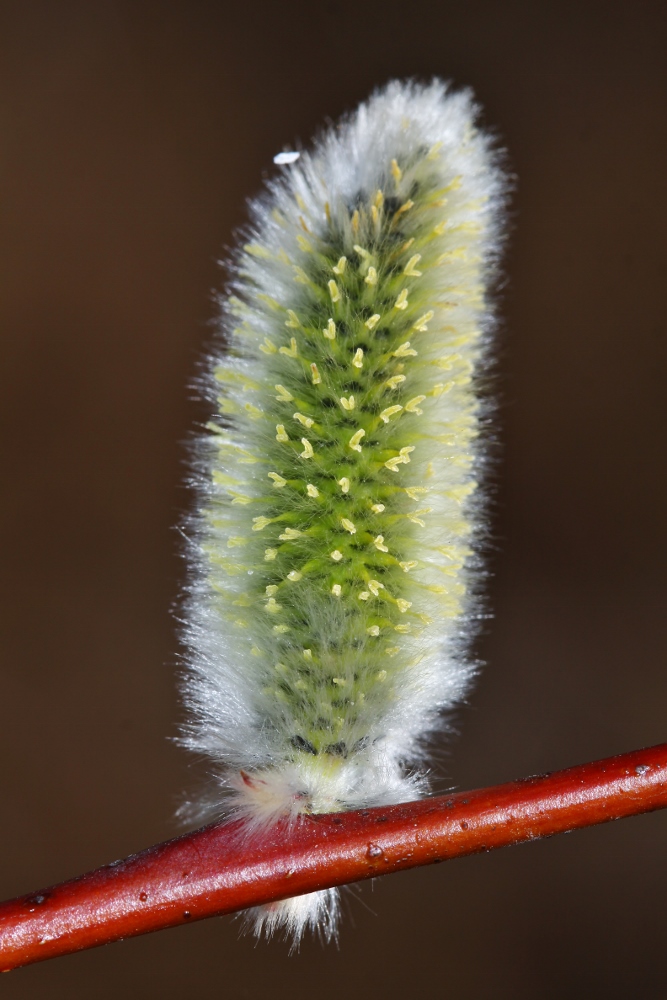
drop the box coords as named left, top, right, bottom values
left=1, top=743, right=666, bottom=971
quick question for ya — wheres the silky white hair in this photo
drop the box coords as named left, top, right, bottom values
left=179, top=78, right=506, bottom=944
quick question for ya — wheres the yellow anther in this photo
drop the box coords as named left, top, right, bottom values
left=276, top=424, right=289, bottom=442
left=353, top=244, right=371, bottom=259
left=394, top=289, right=409, bottom=311
left=371, top=503, right=385, bottom=513
left=293, top=412, right=314, bottom=429
left=285, top=310, right=301, bottom=328
left=268, top=472, right=287, bottom=488
left=376, top=669, right=388, bottom=681
left=265, top=585, right=278, bottom=596
left=386, top=646, right=400, bottom=656
left=338, top=477, right=350, bottom=494
left=260, top=338, right=277, bottom=354
left=328, top=279, right=341, bottom=302
left=405, top=486, right=429, bottom=499
left=373, top=535, right=388, bottom=552
left=265, top=597, right=281, bottom=613
left=358, top=591, right=370, bottom=601
left=303, top=648, right=313, bottom=660
left=399, top=560, right=418, bottom=572
left=287, top=570, right=303, bottom=582
left=339, top=395, right=355, bottom=410
left=279, top=527, right=302, bottom=540
left=385, top=374, right=406, bottom=389
left=299, top=438, right=314, bottom=459
left=396, top=599, right=412, bottom=613
left=365, top=314, right=381, bottom=331
left=407, top=508, right=431, bottom=526
left=279, top=337, right=298, bottom=357
left=310, top=363, right=321, bottom=384
left=273, top=624, right=289, bottom=634
left=374, top=189, right=384, bottom=208
left=446, top=483, right=477, bottom=502
left=230, top=494, right=252, bottom=504
left=427, top=141, right=443, bottom=159
left=296, top=234, right=312, bottom=252
left=403, top=254, right=423, bottom=277
left=394, top=623, right=411, bottom=633
left=351, top=209, right=360, bottom=233
left=384, top=457, right=403, bottom=472
left=348, top=428, right=366, bottom=452
left=252, top=516, right=271, bottom=531
left=393, top=199, right=414, bottom=220
left=405, top=395, right=426, bottom=414
left=352, top=347, right=364, bottom=368
left=274, top=384, right=294, bottom=402
left=243, top=402, right=262, bottom=418
left=401, top=238, right=415, bottom=252
left=364, top=267, right=378, bottom=286
left=331, top=550, right=343, bottom=562
left=368, top=580, right=384, bottom=596
left=393, top=341, right=418, bottom=357
left=433, top=220, right=448, bottom=236
left=333, top=256, right=347, bottom=275
left=413, top=311, right=434, bottom=332
left=332, top=677, right=346, bottom=686
left=264, top=548, right=277, bottom=561
left=331, top=584, right=342, bottom=596
left=306, top=483, right=319, bottom=498
left=371, top=204, right=379, bottom=226
left=323, top=318, right=336, bottom=340
left=399, top=446, right=415, bottom=462
left=367, top=625, right=380, bottom=636
left=295, top=193, right=306, bottom=211
left=380, top=405, right=403, bottom=423
left=341, top=518, right=356, bottom=534
left=292, top=266, right=309, bottom=285
left=390, top=158, right=402, bottom=183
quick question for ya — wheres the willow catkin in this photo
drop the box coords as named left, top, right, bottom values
left=180, top=79, right=505, bottom=943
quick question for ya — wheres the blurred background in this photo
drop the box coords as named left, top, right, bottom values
left=1, top=1, right=666, bottom=996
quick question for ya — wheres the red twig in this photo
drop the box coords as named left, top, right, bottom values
left=1, top=743, right=666, bottom=971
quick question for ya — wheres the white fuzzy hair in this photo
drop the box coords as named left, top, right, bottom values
left=179, top=78, right=505, bottom=944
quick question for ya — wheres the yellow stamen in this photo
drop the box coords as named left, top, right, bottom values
left=299, top=438, right=314, bottom=459
left=348, top=428, right=366, bottom=452
left=403, top=254, right=422, bottom=277
left=380, top=405, right=402, bottom=423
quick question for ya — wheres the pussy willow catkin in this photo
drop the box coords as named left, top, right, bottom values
left=181, top=79, right=505, bottom=942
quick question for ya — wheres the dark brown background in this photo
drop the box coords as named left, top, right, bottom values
left=1, top=1, right=666, bottom=996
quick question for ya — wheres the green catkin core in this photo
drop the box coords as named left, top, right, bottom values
left=209, top=147, right=481, bottom=768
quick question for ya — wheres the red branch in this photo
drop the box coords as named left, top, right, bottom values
left=2, top=743, right=667, bottom=971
